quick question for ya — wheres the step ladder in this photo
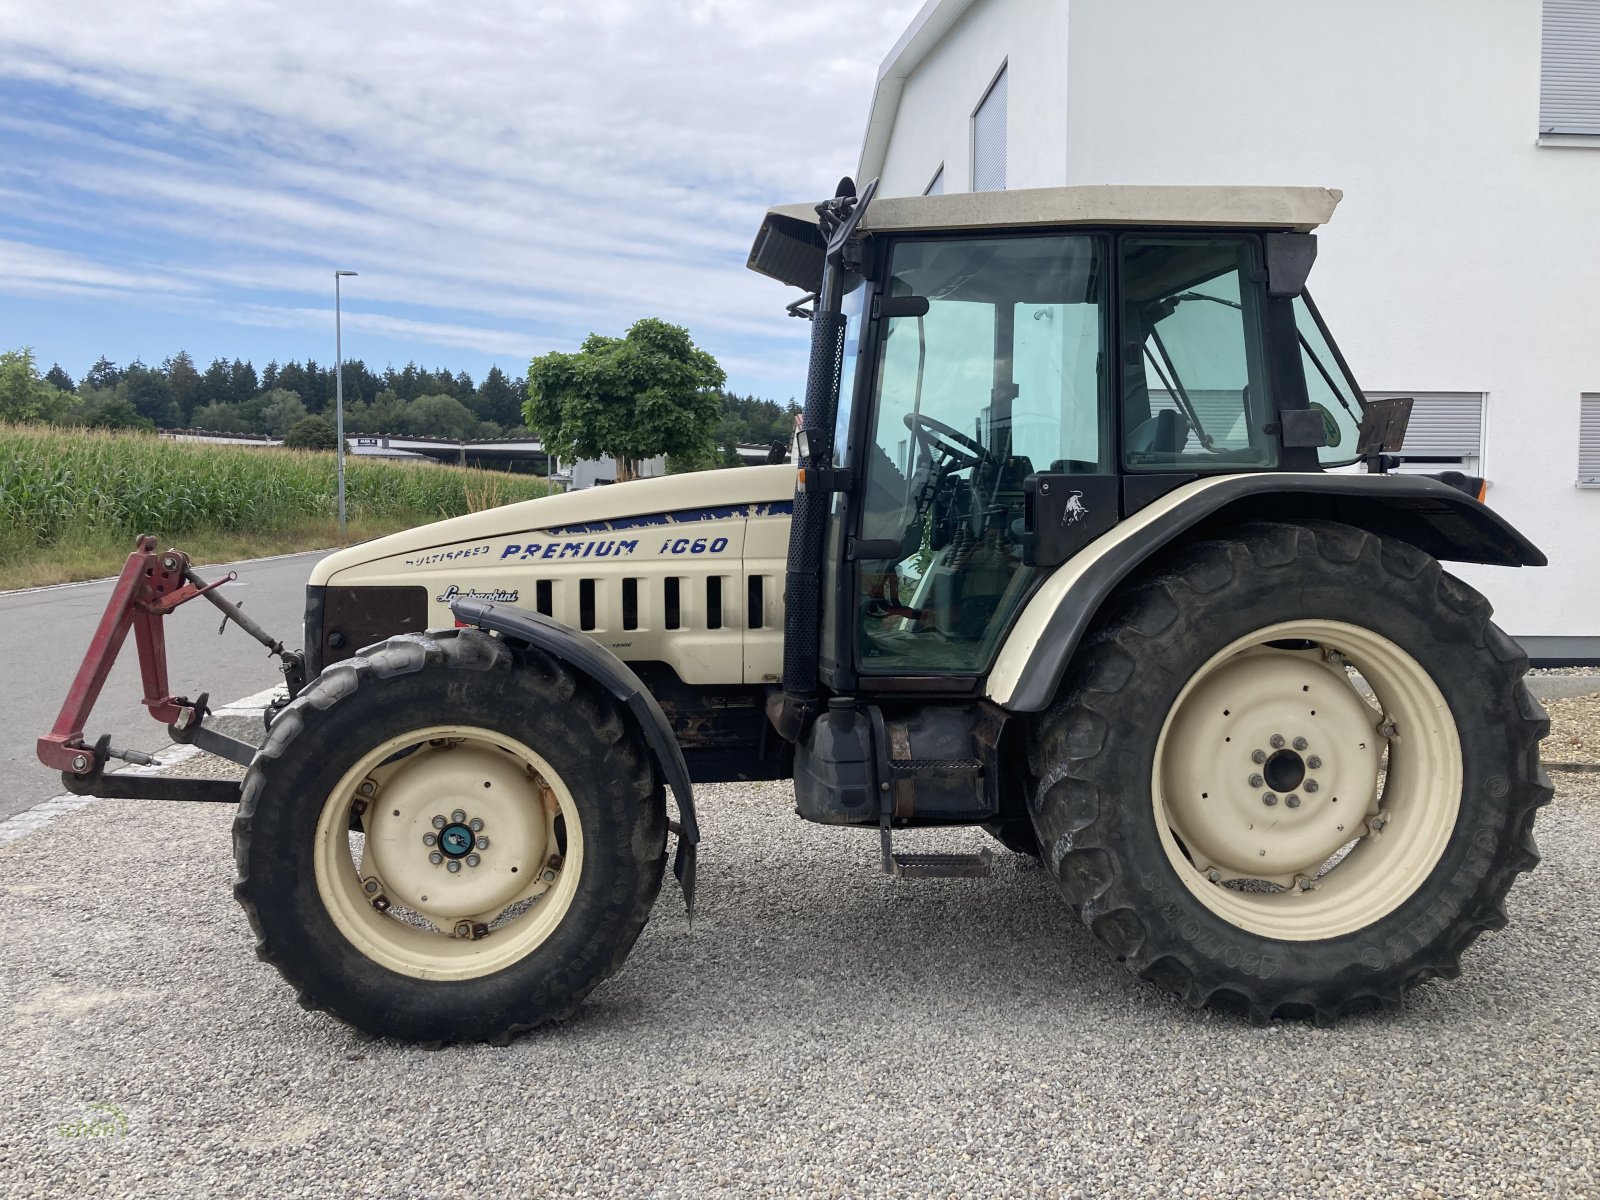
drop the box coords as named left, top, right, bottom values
left=879, top=826, right=993, bottom=879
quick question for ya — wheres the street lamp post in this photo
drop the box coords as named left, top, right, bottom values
left=334, top=270, right=358, bottom=542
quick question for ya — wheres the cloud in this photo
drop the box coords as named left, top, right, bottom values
left=0, top=1, right=920, bottom=394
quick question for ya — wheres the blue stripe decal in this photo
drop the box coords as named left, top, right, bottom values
left=541, top=500, right=791, bottom=536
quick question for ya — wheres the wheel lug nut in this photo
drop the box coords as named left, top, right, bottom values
left=1292, top=737, right=1308, bottom=751
left=423, top=833, right=437, bottom=847
left=1248, top=774, right=1264, bottom=788
left=466, top=853, right=480, bottom=867
left=429, top=851, right=443, bottom=865
left=447, top=860, right=462, bottom=873
left=1285, top=794, right=1301, bottom=809
left=357, top=781, right=376, bottom=796
left=1307, top=756, right=1322, bottom=769
left=432, top=815, right=446, bottom=829
left=477, top=836, right=490, bottom=850
left=1263, top=793, right=1278, bottom=806
left=469, top=817, right=484, bottom=832
left=1270, top=734, right=1285, bottom=749
left=1251, top=749, right=1266, bottom=764
left=1304, top=780, right=1319, bottom=793
left=363, top=880, right=379, bottom=894
left=451, top=809, right=466, bottom=823
left=1207, top=869, right=1221, bottom=883
left=541, top=869, right=557, bottom=883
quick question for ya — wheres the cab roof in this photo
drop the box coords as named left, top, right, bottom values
left=747, top=184, right=1342, bottom=293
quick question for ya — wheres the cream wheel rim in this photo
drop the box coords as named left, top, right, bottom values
left=313, top=724, right=584, bottom=980
left=1153, top=620, right=1461, bottom=941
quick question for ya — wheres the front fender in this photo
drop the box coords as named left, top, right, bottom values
left=989, top=472, right=1545, bottom=713
left=450, top=596, right=701, bottom=909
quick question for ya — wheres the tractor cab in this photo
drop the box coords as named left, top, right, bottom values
left=749, top=183, right=1365, bottom=720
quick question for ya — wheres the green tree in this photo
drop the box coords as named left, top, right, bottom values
left=474, top=365, right=523, bottom=426
left=228, top=359, right=259, bottom=406
left=81, top=391, right=152, bottom=430
left=120, top=360, right=179, bottom=427
left=84, top=356, right=122, bottom=391
left=199, top=358, right=232, bottom=409
left=401, top=393, right=480, bottom=440
left=526, top=319, right=725, bottom=481
left=0, top=348, right=72, bottom=423
left=191, top=401, right=258, bottom=432
left=163, top=351, right=202, bottom=423
left=45, top=363, right=75, bottom=393
left=258, top=388, right=310, bottom=435
left=283, top=414, right=343, bottom=450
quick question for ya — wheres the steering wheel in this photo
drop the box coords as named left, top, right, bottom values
left=903, top=411, right=988, bottom=472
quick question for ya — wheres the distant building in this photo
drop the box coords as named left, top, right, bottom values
left=861, top=0, right=1600, bottom=660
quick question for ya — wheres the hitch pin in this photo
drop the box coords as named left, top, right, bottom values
left=71, top=740, right=159, bottom=769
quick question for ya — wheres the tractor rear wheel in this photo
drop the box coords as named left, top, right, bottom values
left=1028, top=521, right=1550, bottom=1022
left=233, top=630, right=666, bottom=1043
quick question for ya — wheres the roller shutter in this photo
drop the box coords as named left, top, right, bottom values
left=1580, top=394, right=1600, bottom=486
left=972, top=65, right=1007, bottom=192
left=1542, top=0, right=1600, bottom=136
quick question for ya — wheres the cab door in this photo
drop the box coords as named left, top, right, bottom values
left=848, top=233, right=1112, bottom=679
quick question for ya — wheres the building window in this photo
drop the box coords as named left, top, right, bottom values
left=1579, top=394, right=1600, bottom=486
left=1366, top=392, right=1486, bottom=473
left=972, top=63, right=1007, bottom=191
left=1541, top=0, right=1600, bottom=139
left=924, top=165, right=944, bottom=196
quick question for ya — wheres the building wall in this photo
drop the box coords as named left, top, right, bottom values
left=873, top=0, right=1600, bottom=648
left=877, top=0, right=1068, bottom=198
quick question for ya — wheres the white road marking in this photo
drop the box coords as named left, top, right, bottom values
left=1, top=685, right=280, bottom=845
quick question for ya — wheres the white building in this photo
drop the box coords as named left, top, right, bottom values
left=860, top=0, right=1600, bottom=661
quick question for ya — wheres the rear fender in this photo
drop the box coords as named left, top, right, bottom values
left=989, top=472, right=1545, bottom=713
left=450, top=596, right=701, bottom=906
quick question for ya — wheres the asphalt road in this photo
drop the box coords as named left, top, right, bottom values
left=0, top=550, right=323, bottom=820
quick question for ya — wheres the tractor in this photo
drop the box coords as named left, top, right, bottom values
left=40, top=180, right=1551, bottom=1042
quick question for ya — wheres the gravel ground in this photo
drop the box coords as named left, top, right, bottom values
left=1541, top=693, right=1600, bottom=765
left=2, top=771, right=1598, bottom=1199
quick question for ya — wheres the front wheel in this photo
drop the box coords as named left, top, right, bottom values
left=1028, top=521, right=1550, bottom=1022
left=233, top=630, right=666, bottom=1043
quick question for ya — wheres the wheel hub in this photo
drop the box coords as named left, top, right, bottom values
left=1262, top=747, right=1306, bottom=794
left=360, top=744, right=552, bottom=922
left=1160, top=647, right=1382, bottom=882
left=438, top=822, right=475, bottom=858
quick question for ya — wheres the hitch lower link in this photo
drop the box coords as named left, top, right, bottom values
left=36, top=535, right=305, bottom=801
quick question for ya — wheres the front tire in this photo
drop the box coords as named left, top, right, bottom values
left=233, top=630, right=667, bottom=1043
left=1028, top=521, right=1550, bottom=1022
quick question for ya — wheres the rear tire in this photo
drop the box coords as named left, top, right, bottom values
left=233, top=630, right=667, bottom=1043
left=1028, top=521, right=1550, bottom=1022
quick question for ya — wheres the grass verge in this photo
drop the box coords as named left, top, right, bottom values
left=0, top=518, right=429, bottom=591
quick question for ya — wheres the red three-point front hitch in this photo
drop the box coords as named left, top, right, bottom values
left=36, top=535, right=304, bottom=797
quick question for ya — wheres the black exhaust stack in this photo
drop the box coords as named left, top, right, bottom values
left=775, top=176, right=876, bottom=742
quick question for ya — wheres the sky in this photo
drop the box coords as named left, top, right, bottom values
left=0, top=0, right=923, bottom=400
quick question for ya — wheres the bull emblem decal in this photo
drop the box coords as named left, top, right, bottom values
left=1061, top=491, right=1089, bottom=526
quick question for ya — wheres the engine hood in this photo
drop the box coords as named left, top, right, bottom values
left=308, top=463, right=796, bottom=587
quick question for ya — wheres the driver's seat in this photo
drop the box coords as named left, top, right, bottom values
left=1126, top=408, right=1191, bottom=458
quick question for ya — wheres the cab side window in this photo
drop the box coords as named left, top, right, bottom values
left=1120, top=238, right=1277, bottom=470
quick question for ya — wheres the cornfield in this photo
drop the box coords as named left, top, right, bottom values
left=0, top=425, right=549, bottom=553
